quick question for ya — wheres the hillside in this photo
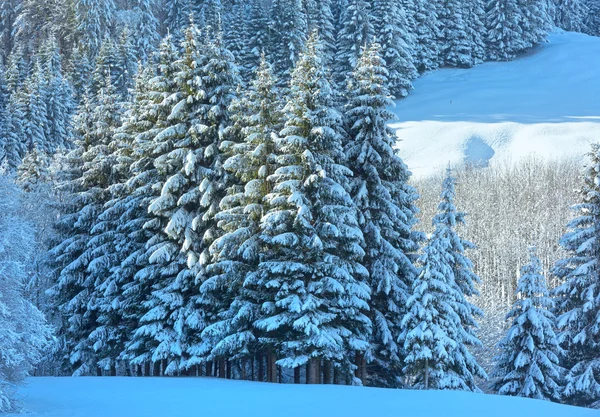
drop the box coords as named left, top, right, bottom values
left=391, top=31, right=600, bottom=178
left=10, top=377, right=597, bottom=417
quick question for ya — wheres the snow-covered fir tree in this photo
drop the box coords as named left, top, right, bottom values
left=371, top=0, right=417, bottom=98
left=402, top=168, right=486, bottom=391
left=438, top=0, right=474, bottom=67
left=344, top=43, right=421, bottom=387
left=411, top=0, right=442, bottom=72
left=269, top=0, right=308, bottom=81
left=201, top=55, right=283, bottom=370
left=485, top=0, right=525, bottom=61
left=75, top=0, right=116, bottom=57
left=493, top=246, right=563, bottom=402
left=555, top=0, right=589, bottom=32
left=335, top=0, right=373, bottom=87
left=129, top=0, right=160, bottom=62
left=552, top=143, right=600, bottom=408
left=248, top=32, right=371, bottom=384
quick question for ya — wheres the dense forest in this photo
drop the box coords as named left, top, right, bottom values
left=1, top=0, right=600, bottom=413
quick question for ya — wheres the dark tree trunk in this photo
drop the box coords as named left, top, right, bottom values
left=144, top=362, right=150, bottom=376
left=206, top=361, right=213, bottom=377
left=307, top=358, right=319, bottom=384
left=268, top=351, right=277, bottom=383
left=226, top=360, right=232, bottom=379
left=294, top=367, right=301, bottom=384
left=323, top=360, right=331, bottom=384
left=153, top=361, right=161, bottom=376
left=110, top=364, right=117, bottom=377
left=218, top=359, right=226, bottom=378
left=258, top=354, right=264, bottom=382
left=96, top=367, right=102, bottom=377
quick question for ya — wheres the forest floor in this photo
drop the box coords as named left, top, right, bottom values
left=10, top=376, right=597, bottom=417
left=391, top=30, right=600, bottom=178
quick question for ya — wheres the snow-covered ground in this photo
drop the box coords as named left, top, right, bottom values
left=9, top=377, right=596, bottom=417
left=391, top=31, right=600, bottom=178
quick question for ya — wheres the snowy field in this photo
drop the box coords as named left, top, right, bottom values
left=391, top=31, right=600, bottom=178
left=9, top=377, right=597, bottom=417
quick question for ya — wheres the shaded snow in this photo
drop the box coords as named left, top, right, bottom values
left=391, top=31, right=600, bottom=178
left=9, top=377, right=597, bottom=417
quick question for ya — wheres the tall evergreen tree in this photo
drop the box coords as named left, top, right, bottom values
left=249, top=33, right=371, bottom=383
left=371, top=0, right=417, bottom=98
left=552, top=143, right=600, bottom=407
left=269, top=0, right=308, bottom=81
left=75, top=0, right=116, bottom=57
left=485, top=0, right=525, bottom=61
left=438, top=0, right=474, bottom=67
left=411, top=0, right=442, bottom=72
left=493, top=246, right=563, bottom=402
left=555, top=0, right=589, bottom=32
left=335, top=0, right=373, bottom=86
left=344, top=43, right=421, bottom=387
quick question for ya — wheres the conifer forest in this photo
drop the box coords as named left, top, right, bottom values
left=1, top=0, right=600, bottom=414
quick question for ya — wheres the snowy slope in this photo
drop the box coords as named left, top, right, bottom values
left=391, top=31, right=600, bottom=178
left=10, top=377, right=596, bottom=417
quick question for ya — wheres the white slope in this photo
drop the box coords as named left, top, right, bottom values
left=10, top=377, right=596, bottom=417
left=391, top=31, right=600, bottom=179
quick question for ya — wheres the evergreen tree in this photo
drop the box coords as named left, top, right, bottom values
left=402, top=168, right=486, bottom=391
left=493, top=246, right=563, bottom=402
left=486, top=0, right=525, bottom=61
left=344, top=43, right=421, bottom=387
left=411, top=0, right=442, bottom=72
left=439, top=0, right=474, bottom=67
left=585, top=0, right=600, bottom=35
left=75, top=0, right=116, bottom=57
left=335, top=0, right=373, bottom=86
left=372, top=0, right=417, bottom=98
left=304, top=0, right=336, bottom=65
left=552, top=143, right=600, bottom=407
left=248, top=33, right=371, bottom=383
left=245, top=0, right=271, bottom=74
left=269, top=0, right=308, bottom=81
left=201, top=56, right=283, bottom=369
left=164, top=0, right=193, bottom=37
left=556, top=0, right=589, bottom=32
left=518, top=0, right=549, bottom=49
left=130, top=0, right=160, bottom=62
left=22, top=61, right=49, bottom=152
left=465, top=0, right=487, bottom=65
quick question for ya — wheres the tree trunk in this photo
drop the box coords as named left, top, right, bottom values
left=323, top=360, right=331, bottom=384
left=110, top=363, right=117, bottom=377
left=153, top=361, right=160, bottom=376
left=251, top=358, right=255, bottom=381
left=307, top=358, right=319, bottom=384
left=333, top=366, right=340, bottom=385
left=424, top=359, right=429, bottom=390
left=206, top=361, right=213, bottom=377
left=218, top=358, right=226, bottom=378
left=226, top=360, right=232, bottom=379
left=268, top=351, right=277, bottom=383
left=161, top=359, right=167, bottom=376
left=258, top=354, right=264, bottom=382
left=241, top=360, right=247, bottom=380
left=294, top=367, right=301, bottom=384
left=96, top=367, right=102, bottom=377
left=144, top=362, right=150, bottom=376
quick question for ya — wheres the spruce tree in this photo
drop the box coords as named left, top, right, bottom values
left=344, top=43, right=421, bottom=387
left=552, top=143, right=600, bottom=407
left=131, top=0, right=160, bottom=62
left=411, top=0, right=442, bottom=72
left=75, top=0, right=116, bottom=57
left=304, top=0, right=336, bottom=65
left=201, top=56, right=283, bottom=368
left=371, top=0, right=417, bottom=98
left=556, top=0, right=589, bottom=32
left=439, top=0, right=474, bottom=67
left=249, top=32, right=371, bottom=383
left=23, top=61, right=49, bottom=152
left=486, top=0, right=525, bottom=61
left=269, top=0, right=308, bottom=81
left=493, top=246, right=562, bottom=401
left=335, top=0, right=373, bottom=87
left=402, top=168, right=486, bottom=391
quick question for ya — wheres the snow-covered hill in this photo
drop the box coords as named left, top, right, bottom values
left=10, top=377, right=596, bottom=417
left=391, top=31, right=600, bottom=178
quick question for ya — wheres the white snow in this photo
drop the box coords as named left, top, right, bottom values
left=391, top=31, right=600, bottom=178
left=9, top=377, right=596, bottom=417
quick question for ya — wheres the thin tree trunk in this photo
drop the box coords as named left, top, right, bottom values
left=96, top=367, right=102, bottom=377
left=144, top=362, right=150, bottom=376
left=251, top=357, right=255, bottom=381
left=218, top=358, right=226, bottom=378
left=323, top=360, right=331, bottom=384
left=307, top=358, right=319, bottom=384
left=424, top=359, right=429, bottom=390
left=258, top=354, right=264, bottom=382
left=294, top=367, right=301, bottom=384
left=268, top=351, right=277, bottom=383
left=206, top=361, right=213, bottom=377
left=226, top=360, right=232, bottom=379
left=153, top=361, right=160, bottom=376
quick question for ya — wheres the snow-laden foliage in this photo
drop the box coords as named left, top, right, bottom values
left=552, top=144, right=600, bottom=407
left=493, top=246, right=563, bottom=401
left=402, top=169, right=486, bottom=391
left=344, top=43, right=421, bottom=387
left=0, top=177, right=53, bottom=413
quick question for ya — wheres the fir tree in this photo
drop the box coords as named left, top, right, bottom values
left=493, top=246, right=563, bottom=401
left=411, top=0, right=442, bottom=72
left=371, top=0, right=417, bottom=98
left=439, top=0, right=474, bottom=67
left=75, top=0, right=116, bottom=57
left=269, top=0, right=308, bottom=81
left=552, top=143, right=600, bottom=407
left=130, top=0, right=160, bottom=62
left=249, top=32, right=371, bottom=383
left=201, top=56, right=283, bottom=368
left=486, top=0, right=525, bottom=61
left=335, top=0, right=373, bottom=86
left=245, top=0, right=271, bottom=74
left=402, top=168, right=486, bottom=391
left=344, top=43, right=421, bottom=387
left=556, top=0, right=589, bottom=32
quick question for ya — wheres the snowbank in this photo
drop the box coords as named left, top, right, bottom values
left=391, top=31, right=600, bottom=178
left=8, top=377, right=595, bottom=417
